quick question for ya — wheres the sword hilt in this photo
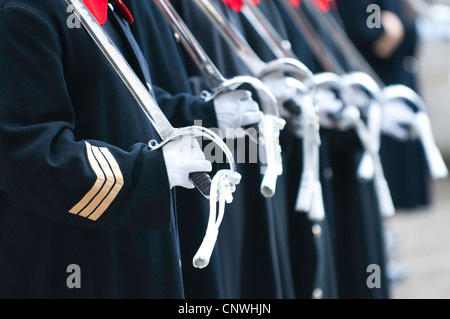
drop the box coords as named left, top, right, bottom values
left=283, top=99, right=302, bottom=116
left=189, top=172, right=212, bottom=200
left=149, top=125, right=237, bottom=201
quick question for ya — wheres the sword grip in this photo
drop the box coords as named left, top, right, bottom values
left=190, top=172, right=212, bottom=200
left=283, top=99, right=302, bottom=116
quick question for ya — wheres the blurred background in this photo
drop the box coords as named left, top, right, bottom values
left=388, top=0, right=450, bottom=299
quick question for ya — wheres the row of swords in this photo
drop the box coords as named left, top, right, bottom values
left=67, top=0, right=448, bottom=268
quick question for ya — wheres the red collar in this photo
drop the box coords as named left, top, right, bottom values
left=222, top=0, right=259, bottom=12
left=244, top=0, right=333, bottom=11
left=290, top=0, right=301, bottom=8
left=313, top=0, right=331, bottom=12
left=82, top=0, right=134, bottom=25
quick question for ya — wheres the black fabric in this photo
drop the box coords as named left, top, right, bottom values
left=128, top=0, right=228, bottom=299
left=0, top=0, right=185, bottom=298
left=171, top=0, right=286, bottom=299
left=276, top=1, right=391, bottom=298
left=336, top=0, right=430, bottom=209
left=241, top=0, right=339, bottom=299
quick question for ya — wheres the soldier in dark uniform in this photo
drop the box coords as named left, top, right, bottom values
left=240, top=0, right=306, bottom=299
left=128, top=0, right=232, bottom=299
left=336, top=0, right=430, bottom=210
left=240, top=0, right=339, bottom=299
left=171, top=0, right=288, bottom=299
left=0, top=0, right=262, bottom=298
left=277, top=0, right=391, bottom=298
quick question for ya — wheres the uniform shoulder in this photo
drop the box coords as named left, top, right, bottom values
left=0, top=0, right=68, bottom=24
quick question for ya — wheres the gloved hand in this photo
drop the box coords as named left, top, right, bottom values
left=213, top=90, right=263, bottom=139
left=162, top=135, right=212, bottom=189
left=315, top=88, right=344, bottom=129
left=261, top=74, right=306, bottom=119
left=380, top=100, right=416, bottom=141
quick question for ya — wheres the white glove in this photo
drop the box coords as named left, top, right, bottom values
left=261, top=74, right=306, bottom=119
left=380, top=100, right=416, bottom=141
left=414, top=111, right=449, bottom=180
left=315, top=88, right=344, bottom=129
left=341, top=86, right=372, bottom=108
left=213, top=90, right=263, bottom=139
left=162, top=136, right=212, bottom=189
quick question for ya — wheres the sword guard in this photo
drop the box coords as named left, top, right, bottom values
left=148, top=125, right=237, bottom=200
left=149, top=138, right=213, bottom=200
left=258, top=58, right=316, bottom=91
left=200, top=90, right=212, bottom=100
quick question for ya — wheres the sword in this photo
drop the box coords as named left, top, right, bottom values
left=341, top=72, right=396, bottom=217
left=276, top=0, right=395, bottom=217
left=192, top=0, right=315, bottom=90
left=66, top=0, right=239, bottom=199
left=154, top=0, right=286, bottom=198
left=313, top=70, right=396, bottom=217
left=302, top=0, right=448, bottom=180
left=381, top=85, right=449, bottom=180
left=239, top=0, right=325, bottom=218
left=240, top=0, right=297, bottom=60
left=301, top=0, right=384, bottom=86
left=240, top=0, right=391, bottom=217
left=239, top=2, right=337, bottom=297
left=66, top=0, right=241, bottom=268
left=191, top=0, right=328, bottom=209
left=276, top=0, right=343, bottom=74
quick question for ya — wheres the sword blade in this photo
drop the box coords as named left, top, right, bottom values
left=154, top=0, right=227, bottom=89
left=241, top=0, right=297, bottom=60
left=156, top=0, right=288, bottom=198
left=277, top=0, right=344, bottom=74
left=301, top=0, right=384, bottom=86
left=66, top=0, right=175, bottom=140
left=192, top=0, right=267, bottom=75
left=67, top=0, right=218, bottom=200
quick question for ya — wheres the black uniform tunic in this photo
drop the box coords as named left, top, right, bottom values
left=279, top=1, right=391, bottom=298
left=0, top=0, right=193, bottom=298
left=336, top=0, right=430, bottom=209
left=128, top=0, right=227, bottom=299
left=172, top=0, right=286, bottom=299
left=244, top=0, right=339, bottom=299
left=237, top=0, right=336, bottom=298
left=314, top=1, right=392, bottom=298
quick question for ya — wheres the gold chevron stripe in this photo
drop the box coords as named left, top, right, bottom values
left=78, top=146, right=116, bottom=218
left=69, top=142, right=106, bottom=215
left=69, top=142, right=124, bottom=221
left=87, top=147, right=124, bottom=221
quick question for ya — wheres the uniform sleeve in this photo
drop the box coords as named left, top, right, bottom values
left=153, top=85, right=219, bottom=129
left=380, top=0, right=417, bottom=57
left=0, top=5, right=172, bottom=231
